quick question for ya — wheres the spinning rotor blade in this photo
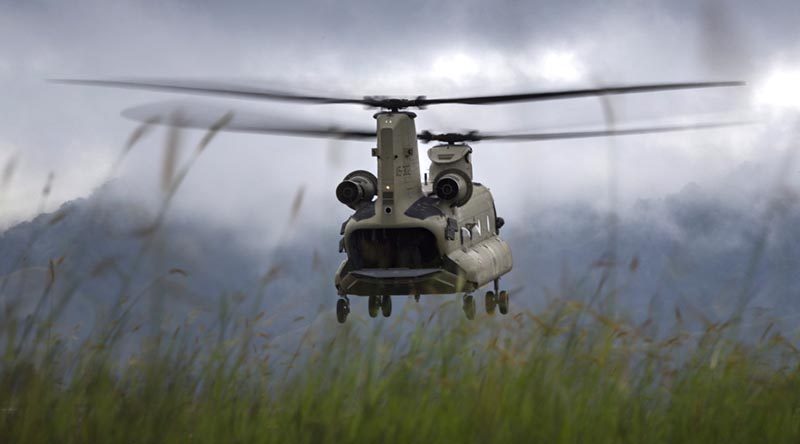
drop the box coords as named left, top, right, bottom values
left=53, top=78, right=744, bottom=109
left=125, top=101, right=751, bottom=144
left=421, top=81, right=745, bottom=106
left=53, top=78, right=364, bottom=105
left=419, top=121, right=752, bottom=144
left=122, top=101, right=375, bottom=140
left=478, top=121, right=751, bottom=142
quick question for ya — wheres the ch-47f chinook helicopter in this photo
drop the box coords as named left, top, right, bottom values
left=56, top=78, right=745, bottom=322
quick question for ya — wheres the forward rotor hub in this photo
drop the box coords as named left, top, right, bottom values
left=362, top=95, right=427, bottom=111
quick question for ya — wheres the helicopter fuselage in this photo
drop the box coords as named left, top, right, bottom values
left=334, top=112, right=512, bottom=297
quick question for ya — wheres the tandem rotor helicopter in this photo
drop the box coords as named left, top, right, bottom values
left=56, top=78, right=745, bottom=322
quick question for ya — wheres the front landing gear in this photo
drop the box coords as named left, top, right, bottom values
left=367, top=295, right=392, bottom=319
left=336, top=297, right=350, bottom=324
left=381, top=295, right=392, bottom=317
left=368, top=295, right=380, bottom=318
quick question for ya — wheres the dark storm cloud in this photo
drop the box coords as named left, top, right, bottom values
left=7, top=0, right=798, bottom=80
left=1, top=0, right=799, bottom=239
left=155, top=0, right=800, bottom=80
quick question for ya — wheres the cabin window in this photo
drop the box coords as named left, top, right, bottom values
left=461, top=227, right=471, bottom=245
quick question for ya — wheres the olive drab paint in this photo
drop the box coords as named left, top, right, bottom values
left=376, top=112, right=423, bottom=218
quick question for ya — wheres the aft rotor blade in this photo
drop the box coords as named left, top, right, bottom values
left=122, top=101, right=376, bottom=140
left=52, top=78, right=365, bottom=105
left=420, top=81, right=745, bottom=106
left=476, top=121, right=752, bottom=142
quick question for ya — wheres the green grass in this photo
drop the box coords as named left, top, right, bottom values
left=2, top=297, right=799, bottom=444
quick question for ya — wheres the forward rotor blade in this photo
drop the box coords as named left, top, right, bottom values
left=52, top=78, right=365, bottom=105
left=52, top=78, right=744, bottom=109
left=476, top=121, right=752, bottom=142
left=420, top=81, right=745, bottom=106
left=122, top=101, right=376, bottom=140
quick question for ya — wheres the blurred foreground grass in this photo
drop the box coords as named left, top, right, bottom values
left=2, top=296, right=799, bottom=444
left=2, top=120, right=800, bottom=443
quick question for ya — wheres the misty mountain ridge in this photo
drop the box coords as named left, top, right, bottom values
left=0, top=172, right=798, bottom=345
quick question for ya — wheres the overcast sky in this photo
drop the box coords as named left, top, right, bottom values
left=2, top=0, right=800, bottom=247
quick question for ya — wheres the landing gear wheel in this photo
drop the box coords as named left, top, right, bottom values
left=336, top=298, right=350, bottom=324
left=485, top=291, right=496, bottom=315
left=463, top=294, right=476, bottom=320
left=381, top=295, right=392, bottom=317
left=498, top=290, right=509, bottom=315
left=368, top=295, right=380, bottom=318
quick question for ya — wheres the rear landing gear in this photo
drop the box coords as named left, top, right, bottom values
left=462, top=294, right=476, bottom=320
left=485, top=291, right=497, bottom=314
left=498, top=290, right=509, bottom=315
left=494, top=279, right=510, bottom=315
left=483, top=279, right=509, bottom=316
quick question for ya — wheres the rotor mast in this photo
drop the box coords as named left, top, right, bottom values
left=374, top=111, right=422, bottom=218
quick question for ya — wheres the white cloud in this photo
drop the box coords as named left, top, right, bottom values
left=430, top=53, right=482, bottom=85
left=756, top=67, right=800, bottom=110
left=534, top=50, right=585, bottom=83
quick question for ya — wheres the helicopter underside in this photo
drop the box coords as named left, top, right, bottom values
left=336, top=266, right=478, bottom=296
left=335, top=234, right=512, bottom=297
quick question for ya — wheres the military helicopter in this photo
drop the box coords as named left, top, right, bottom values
left=56, top=78, right=745, bottom=322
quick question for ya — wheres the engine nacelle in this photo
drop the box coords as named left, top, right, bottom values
left=336, top=170, right=377, bottom=209
left=434, top=169, right=473, bottom=207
